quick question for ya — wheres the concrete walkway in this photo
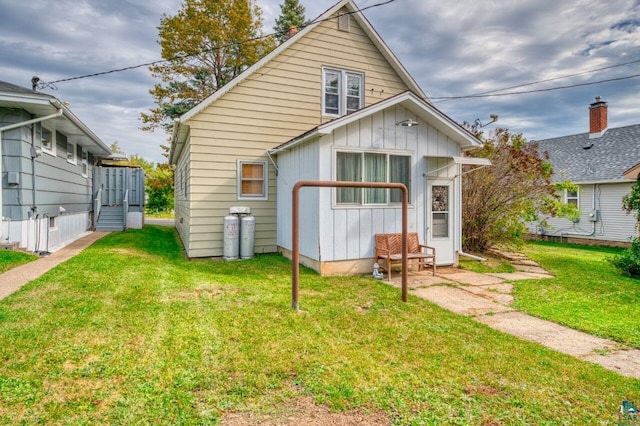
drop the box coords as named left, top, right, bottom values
left=389, top=258, right=640, bottom=379
left=0, top=231, right=109, bottom=300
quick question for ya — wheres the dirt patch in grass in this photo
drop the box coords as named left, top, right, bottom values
left=107, top=248, right=160, bottom=260
left=220, top=397, right=390, bottom=425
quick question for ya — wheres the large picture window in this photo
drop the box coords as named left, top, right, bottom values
left=336, top=151, right=411, bottom=206
left=238, top=160, right=267, bottom=200
left=322, top=67, right=363, bottom=117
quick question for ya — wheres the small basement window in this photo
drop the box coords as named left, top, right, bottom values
left=238, top=160, right=267, bottom=200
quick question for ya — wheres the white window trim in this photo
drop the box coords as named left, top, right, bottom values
left=333, top=148, right=413, bottom=208
left=565, top=188, right=579, bottom=206
left=322, top=67, right=364, bottom=118
left=237, top=160, right=268, bottom=201
left=41, top=125, right=56, bottom=156
left=67, top=141, right=77, bottom=165
left=81, top=149, right=88, bottom=177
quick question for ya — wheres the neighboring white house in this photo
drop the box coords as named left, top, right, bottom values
left=529, top=97, right=640, bottom=245
left=170, top=0, right=483, bottom=274
left=0, top=80, right=112, bottom=253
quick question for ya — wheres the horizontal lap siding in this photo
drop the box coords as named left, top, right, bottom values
left=182, top=7, right=411, bottom=258
left=537, top=183, right=636, bottom=243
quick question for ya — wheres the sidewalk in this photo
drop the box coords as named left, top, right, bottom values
left=389, top=261, right=640, bottom=379
left=0, top=231, right=109, bottom=300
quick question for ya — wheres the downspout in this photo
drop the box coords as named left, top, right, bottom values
left=0, top=104, right=63, bottom=240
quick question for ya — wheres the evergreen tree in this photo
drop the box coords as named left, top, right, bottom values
left=273, top=0, right=308, bottom=44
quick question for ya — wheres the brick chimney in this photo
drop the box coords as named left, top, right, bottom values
left=589, top=96, right=607, bottom=138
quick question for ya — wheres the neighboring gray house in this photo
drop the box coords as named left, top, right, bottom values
left=529, top=97, right=640, bottom=245
left=0, top=80, right=144, bottom=253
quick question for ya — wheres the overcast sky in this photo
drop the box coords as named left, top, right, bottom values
left=1, top=0, right=638, bottom=164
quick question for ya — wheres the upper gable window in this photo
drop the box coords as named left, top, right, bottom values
left=322, top=67, right=364, bottom=117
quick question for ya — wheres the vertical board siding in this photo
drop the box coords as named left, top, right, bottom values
left=275, top=139, right=320, bottom=259
left=180, top=6, right=411, bottom=258
left=310, top=105, right=463, bottom=262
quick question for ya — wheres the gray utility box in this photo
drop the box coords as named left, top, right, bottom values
left=588, top=209, right=599, bottom=222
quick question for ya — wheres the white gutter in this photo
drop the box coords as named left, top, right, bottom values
left=0, top=104, right=63, bottom=240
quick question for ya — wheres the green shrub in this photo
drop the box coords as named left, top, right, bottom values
left=608, top=237, right=640, bottom=277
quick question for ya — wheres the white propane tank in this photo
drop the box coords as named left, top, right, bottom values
left=240, top=215, right=256, bottom=259
left=223, top=214, right=239, bottom=260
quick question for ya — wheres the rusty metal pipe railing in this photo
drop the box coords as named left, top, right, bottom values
left=292, top=180, right=409, bottom=310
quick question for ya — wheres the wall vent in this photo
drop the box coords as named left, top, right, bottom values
left=338, top=13, right=350, bottom=32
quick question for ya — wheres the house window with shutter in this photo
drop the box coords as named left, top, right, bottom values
left=67, top=141, right=77, bottom=164
left=41, top=126, right=56, bottom=155
left=81, top=149, right=88, bottom=177
left=238, top=160, right=267, bottom=200
left=322, top=67, right=364, bottom=117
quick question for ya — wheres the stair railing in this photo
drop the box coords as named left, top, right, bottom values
left=94, top=188, right=102, bottom=229
left=123, top=190, right=129, bottom=231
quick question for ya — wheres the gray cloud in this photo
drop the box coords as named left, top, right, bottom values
left=0, top=0, right=638, bottom=163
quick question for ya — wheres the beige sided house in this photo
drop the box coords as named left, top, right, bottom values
left=170, top=0, right=482, bottom=273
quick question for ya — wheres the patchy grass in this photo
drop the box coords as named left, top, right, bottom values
left=516, top=241, right=640, bottom=349
left=145, top=210, right=174, bottom=219
left=0, top=250, right=37, bottom=274
left=0, top=227, right=636, bottom=424
left=458, top=256, right=516, bottom=274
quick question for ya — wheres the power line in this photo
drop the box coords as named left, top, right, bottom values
left=431, top=73, right=640, bottom=101
left=434, top=58, right=640, bottom=103
left=41, top=0, right=397, bottom=87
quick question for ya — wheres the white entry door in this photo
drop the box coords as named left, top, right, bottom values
left=426, top=180, right=454, bottom=264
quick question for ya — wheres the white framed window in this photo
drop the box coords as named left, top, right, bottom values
left=322, top=67, right=364, bottom=117
left=81, top=149, right=88, bottom=177
left=565, top=188, right=579, bottom=207
left=49, top=216, right=58, bottom=231
left=41, top=126, right=56, bottom=155
left=67, top=141, right=77, bottom=164
left=335, top=150, right=411, bottom=206
left=237, top=160, right=267, bottom=200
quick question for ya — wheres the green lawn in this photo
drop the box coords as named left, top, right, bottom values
left=0, top=250, right=37, bottom=274
left=0, top=227, right=636, bottom=424
left=516, top=241, right=640, bottom=349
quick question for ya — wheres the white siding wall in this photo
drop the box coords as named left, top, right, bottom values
left=277, top=104, right=462, bottom=263
left=276, top=140, right=321, bottom=260
left=174, top=136, right=192, bottom=252
left=535, top=182, right=637, bottom=243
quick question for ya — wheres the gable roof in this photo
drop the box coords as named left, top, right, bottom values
left=270, top=91, right=481, bottom=153
left=175, top=0, right=426, bottom=125
left=536, top=124, right=640, bottom=183
left=0, top=80, right=111, bottom=156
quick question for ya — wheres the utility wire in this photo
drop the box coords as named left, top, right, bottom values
left=433, top=58, right=640, bottom=103
left=435, top=59, right=640, bottom=101
left=41, top=0, right=396, bottom=87
left=431, top=73, right=640, bottom=100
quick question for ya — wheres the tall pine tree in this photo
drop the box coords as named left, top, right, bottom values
left=273, top=0, right=308, bottom=44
